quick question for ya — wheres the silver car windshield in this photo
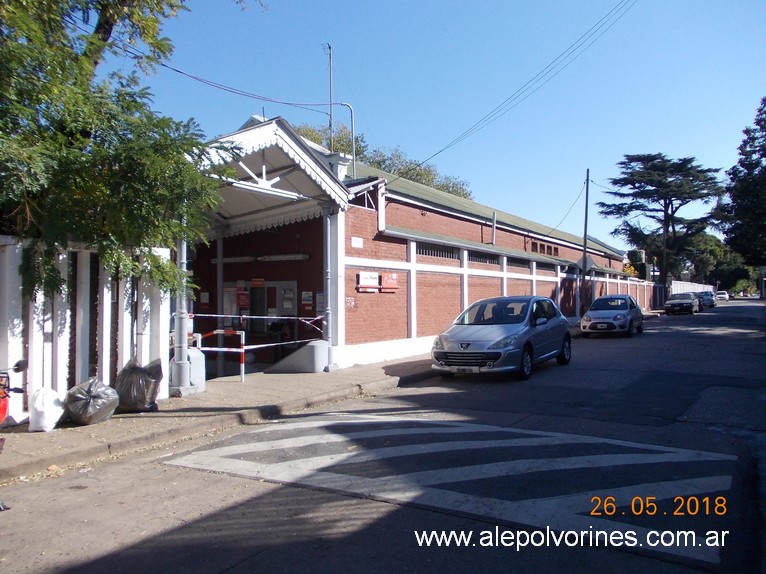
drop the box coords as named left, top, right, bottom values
left=589, top=298, right=627, bottom=311
left=455, top=301, right=529, bottom=326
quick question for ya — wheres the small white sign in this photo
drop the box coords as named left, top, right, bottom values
left=351, top=236, right=364, bottom=249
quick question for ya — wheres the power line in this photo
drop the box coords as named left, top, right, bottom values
left=78, top=3, right=637, bottom=190
left=417, top=0, right=638, bottom=167
left=544, top=180, right=587, bottom=237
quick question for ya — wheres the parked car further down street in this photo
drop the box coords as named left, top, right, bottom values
left=580, top=294, right=643, bottom=337
left=663, top=292, right=698, bottom=315
left=699, top=291, right=717, bottom=308
left=716, top=290, right=730, bottom=301
left=431, top=296, right=571, bottom=380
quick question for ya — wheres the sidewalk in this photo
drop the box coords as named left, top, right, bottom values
left=0, top=355, right=434, bottom=483
left=0, top=320, right=646, bottom=483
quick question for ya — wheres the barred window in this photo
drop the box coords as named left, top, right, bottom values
left=507, top=257, right=530, bottom=270
left=416, top=242, right=459, bottom=260
left=468, top=251, right=499, bottom=265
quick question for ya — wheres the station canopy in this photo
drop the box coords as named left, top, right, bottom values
left=205, top=116, right=349, bottom=239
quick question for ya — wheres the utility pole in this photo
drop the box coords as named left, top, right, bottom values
left=580, top=169, right=590, bottom=316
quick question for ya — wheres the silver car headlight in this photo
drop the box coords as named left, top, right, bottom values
left=432, top=336, right=444, bottom=350
left=582, top=314, right=592, bottom=322
left=488, top=335, right=519, bottom=350
left=613, top=313, right=626, bottom=321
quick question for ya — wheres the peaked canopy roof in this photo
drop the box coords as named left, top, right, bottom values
left=206, top=117, right=349, bottom=238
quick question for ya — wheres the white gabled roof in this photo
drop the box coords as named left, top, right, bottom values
left=206, top=117, right=349, bottom=238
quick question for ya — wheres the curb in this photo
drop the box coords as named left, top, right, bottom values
left=0, top=369, right=432, bottom=482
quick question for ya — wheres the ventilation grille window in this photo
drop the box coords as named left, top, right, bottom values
left=416, top=242, right=459, bottom=260
left=468, top=251, right=499, bottom=265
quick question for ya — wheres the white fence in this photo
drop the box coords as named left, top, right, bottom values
left=0, top=236, right=170, bottom=426
left=670, top=280, right=715, bottom=294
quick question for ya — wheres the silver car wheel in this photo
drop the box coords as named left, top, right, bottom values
left=518, top=347, right=533, bottom=380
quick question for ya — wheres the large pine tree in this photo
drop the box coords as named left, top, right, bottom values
left=726, top=97, right=766, bottom=267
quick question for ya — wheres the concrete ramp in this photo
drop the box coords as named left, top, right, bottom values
left=265, top=340, right=329, bottom=373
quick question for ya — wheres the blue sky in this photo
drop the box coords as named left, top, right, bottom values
left=122, top=0, right=766, bottom=252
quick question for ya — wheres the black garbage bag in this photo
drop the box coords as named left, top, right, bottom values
left=113, top=358, right=163, bottom=413
left=65, top=378, right=119, bottom=425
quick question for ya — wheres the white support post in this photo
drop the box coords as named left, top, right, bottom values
left=501, top=256, right=508, bottom=296
left=0, top=240, right=26, bottom=423
left=460, top=249, right=469, bottom=309
left=530, top=261, right=537, bottom=296
left=116, top=277, right=132, bottom=369
left=97, top=264, right=113, bottom=386
left=149, top=272, right=170, bottom=400
left=75, top=251, right=91, bottom=385
left=135, top=277, right=150, bottom=365
left=51, top=252, right=70, bottom=395
left=28, top=291, right=47, bottom=393
left=407, top=240, right=417, bottom=338
left=172, top=236, right=190, bottom=388
left=0, top=240, right=24, bottom=368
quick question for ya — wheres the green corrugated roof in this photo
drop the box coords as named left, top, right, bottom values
left=353, top=162, right=624, bottom=259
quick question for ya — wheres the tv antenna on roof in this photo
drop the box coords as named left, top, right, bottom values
left=323, top=43, right=333, bottom=152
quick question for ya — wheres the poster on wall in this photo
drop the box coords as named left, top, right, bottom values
left=223, top=287, right=238, bottom=326
left=301, top=291, right=313, bottom=313
left=282, top=288, right=294, bottom=310
left=316, top=292, right=325, bottom=314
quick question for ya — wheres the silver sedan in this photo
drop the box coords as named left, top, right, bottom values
left=580, top=294, right=644, bottom=337
left=431, top=296, right=572, bottom=380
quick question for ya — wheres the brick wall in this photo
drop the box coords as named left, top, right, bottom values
left=344, top=268, right=409, bottom=344
left=346, top=207, right=407, bottom=261
left=416, top=272, right=462, bottom=337
left=467, top=276, right=503, bottom=305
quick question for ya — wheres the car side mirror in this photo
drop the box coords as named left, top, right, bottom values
left=534, top=317, right=548, bottom=327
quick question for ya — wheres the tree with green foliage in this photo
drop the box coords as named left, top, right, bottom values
left=364, top=146, right=473, bottom=200
left=725, top=97, right=766, bottom=267
left=294, top=123, right=473, bottom=199
left=597, top=153, right=723, bottom=285
left=293, top=123, right=369, bottom=162
left=709, top=247, right=757, bottom=292
left=0, top=0, right=234, bottom=298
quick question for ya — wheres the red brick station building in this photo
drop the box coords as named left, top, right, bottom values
left=188, top=116, right=653, bottom=376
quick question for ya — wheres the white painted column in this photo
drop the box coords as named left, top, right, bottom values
left=51, top=252, right=70, bottom=395
left=0, top=240, right=27, bottom=423
left=27, top=291, right=47, bottom=394
left=530, top=261, right=537, bottom=296
left=0, top=240, right=24, bottom=367
left=501, top=257, right=508, bottom=296
left=333, top=209, right=345, bottom=347
left=460, top=249, right=469, bottom=309
left=97, top=264, right=113, bottom=386
left=407, top=240, right=417, bottom=337
left=149, top=276, right=170, bottom=400
left=555, top=265, right=562, bottom=307
left=135, top=277, right=150, bottom=365
left=117, top=277, right=132, bottom=369
left=75, top=250, right=91, bottom=385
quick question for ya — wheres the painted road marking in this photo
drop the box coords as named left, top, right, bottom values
left=168, top=414, right=736, bottom=565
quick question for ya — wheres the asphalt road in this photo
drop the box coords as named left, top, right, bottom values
left=0, top=300, right=764, bottom=574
